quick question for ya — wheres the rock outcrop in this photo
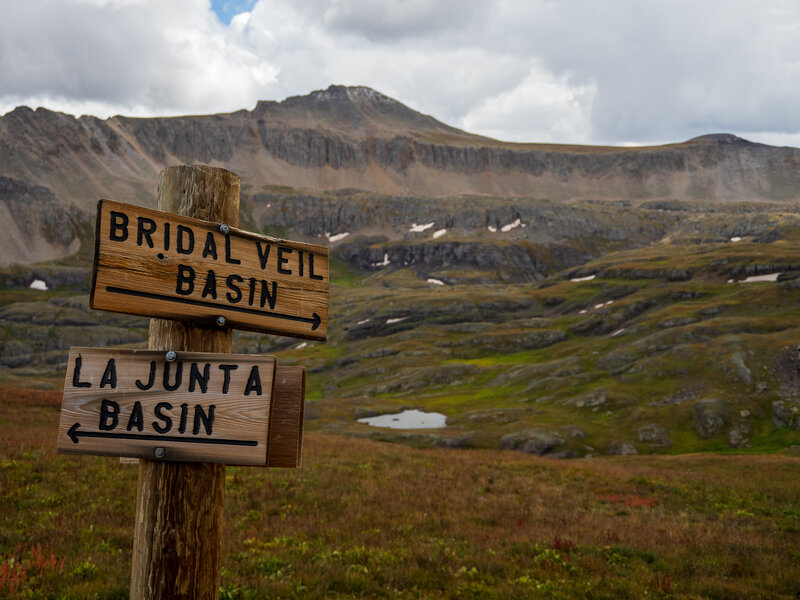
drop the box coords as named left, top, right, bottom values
left=0, top=176, right=88, bottom=264
left=500, top=428, right=568, bottom=457
left=3, top=85, right=800, bottom=265
left=693, top=397, right=730, bottom=438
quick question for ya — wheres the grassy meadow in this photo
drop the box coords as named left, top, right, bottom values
left=2, top=384, right=800, bottom=599
left=5, top=198, right=800, bottom=597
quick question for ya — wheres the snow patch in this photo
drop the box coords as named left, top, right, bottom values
left=487, top=225, right=497, bottom=233
left=386, top=317, right=407, bottom=324
left=730, top=236, right=742, bottom=242
left=29, top=279, right=48, bottom=291
left=326, top=232, right=349, bottom=242
left=409, top=222, right=435, bottom=233
left=740, top=273, right=781, bottom=283
left=579, top=309, right=588, bottom=315
left=592, top=300, right=614, bottom=310
left=501, top=218, right=522, bottom=232
left=294, top=342, right=307, bottom=350
left=427, top=278, right=445, bottom=286
left=610, top=328, right=625, bottom=337
left=357, top=318, right=371, bottom=326
left=570, top=274, right=596, bottom=282
left=432, top=229, right=447, bottom=239
left=372, top=253, right=391, bottom=267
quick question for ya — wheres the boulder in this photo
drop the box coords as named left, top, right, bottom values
left=562, top=425, right=587, bottom=438
left=500, top=428, right=566, bottom=456
left=563, top=388, right=607, bottom=408
left=772, top=400, right=800, bottom=430
left=693, top=397, right=730, bottom=438
left=728, top=352, right=752, bottom=384
left=607, top=441, right=638, bottom=455
left=728, top=424, right=751, bottom=448
left=636, top=424, right=672, bottom=447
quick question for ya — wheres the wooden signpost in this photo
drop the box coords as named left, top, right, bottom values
left=57, top=165, right=326, bottom=599
left=91, top=198, right=329, bottom=340
left=58, top=348, right=277, bottom=466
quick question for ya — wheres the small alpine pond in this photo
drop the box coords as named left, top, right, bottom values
left=357, top=409, right=447, bottom=429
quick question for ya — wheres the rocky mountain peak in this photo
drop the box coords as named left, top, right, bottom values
left=688, top=133, right=754, bottom=146
left=309, top=85, right=395, bottom=104
left=251, top=84, right=466, bottom=137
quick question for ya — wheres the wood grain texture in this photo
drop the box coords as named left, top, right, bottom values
left=57, top=348, right=276, bottom=466
left=267, top=366, right=306, bottom=468
left=131, top=165, right=239, bottom=600
left=90, top=197, right=329, bottom=340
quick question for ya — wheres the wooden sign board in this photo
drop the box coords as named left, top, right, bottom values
left=117, top=366, right=306, bottom=468
left=57, top=347, right=277, bottom=466
left=90, top=199, right=329, bottom=340
left=267, top=366, right=305, bottom=468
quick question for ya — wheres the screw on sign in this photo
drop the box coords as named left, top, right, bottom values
left=55, top=166, right=326, bottom=600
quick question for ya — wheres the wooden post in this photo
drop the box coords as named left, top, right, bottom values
left=130, top=166, right=240, bottom=600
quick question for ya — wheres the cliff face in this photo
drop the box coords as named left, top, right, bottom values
left=2, top=85, right=800, bottom=265
left=0, top=176, right=88, bottom=263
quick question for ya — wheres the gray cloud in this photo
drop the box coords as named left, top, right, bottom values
left=312, top=0, right=489, bottom=41
left=0, top=0, right=276, bottom=116
left=2, top=0, right=800, bottom=147
left=481, top=0, right=800, bottom=143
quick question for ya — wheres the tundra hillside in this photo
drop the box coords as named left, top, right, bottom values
left=1, top=86, right=800, bottom=597
left=2, top=87, right=800, bottom=455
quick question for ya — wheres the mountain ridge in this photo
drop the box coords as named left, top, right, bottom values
left=2, top=85, right=800, bottom=265
left=4, top=87, right=800, bottom=458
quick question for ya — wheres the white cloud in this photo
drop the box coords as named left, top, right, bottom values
left=2, top=0, right=800, bottom=146
left=460, top=64, right=597, bottom=143
left=0, top=0, right=277, bottom=117
left=496, top=0, right=800, bottom=145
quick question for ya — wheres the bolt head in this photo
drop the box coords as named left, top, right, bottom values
left=219, top=224, right=230, bottom=235
left=165, top=351, right=177, bottom=362
left=154, top=447, right=166, bottom=459
left=216, top=316, right=226, bottom=326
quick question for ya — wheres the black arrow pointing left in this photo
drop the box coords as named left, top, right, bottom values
left=67, top=423, right=257, bottom=446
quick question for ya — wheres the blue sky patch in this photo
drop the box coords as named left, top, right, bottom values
left=210, top=0, right=256, bottom=25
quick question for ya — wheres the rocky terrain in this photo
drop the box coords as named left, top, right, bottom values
left=2, top=86, right=800, bottom=457
left=4, top=193, right=800, bottom=457
left=3, top=85, right=800, bottom=266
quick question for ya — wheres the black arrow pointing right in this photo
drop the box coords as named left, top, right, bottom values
left=105, top=286, right=322, bottom=330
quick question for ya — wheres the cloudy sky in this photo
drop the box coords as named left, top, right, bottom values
left=2, top=0, right=800, bottom=147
